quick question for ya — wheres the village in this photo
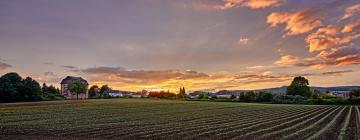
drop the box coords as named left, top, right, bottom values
left=59, top=76, right=358, bottom=102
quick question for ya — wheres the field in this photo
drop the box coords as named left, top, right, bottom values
left=0, top=99, right=359, bottom=140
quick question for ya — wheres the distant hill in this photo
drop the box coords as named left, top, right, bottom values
left=253, top=86, right=360, bottom=94
left=193, top=86, right=360, bottom=95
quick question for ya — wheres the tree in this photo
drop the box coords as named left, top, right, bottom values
left=68, top=80, right=88, bottom=100
left=244, top=91, right=256, bottom=102
left=0, top=72, right=23, bottom=102
left=256, top=92, right=274, bottom=102
left=42, top=83, right=48, bottom=95
left=349, top=89, right=360, bottom=99
left=88, top=85, right=99, bottom=98
left=178, top=87, right=186, bottom=99
left=239, top=92, right=245, bottom=101
left=198, top=94, right=204, bottom=99
left=286, top=76, right=312, bottom=97
left=99, top=85, right=111, bottom=97
left=47, top=85, right=60, bottom=96
left=18, top=77, right=42, bottom=101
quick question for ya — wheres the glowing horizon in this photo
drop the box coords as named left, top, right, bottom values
left=0, top=0, right=359, bottom=93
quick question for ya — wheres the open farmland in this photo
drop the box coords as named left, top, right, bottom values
left=0, top=99, right=359, bottom=140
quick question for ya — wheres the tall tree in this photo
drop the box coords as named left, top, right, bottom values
left=99, top=85, right=111, bottom=97
left=18, top=77, right=42, bottom=101
left=47, top=85, right=60, bottom=95
left=0, top=72, right=22, bottom=102
left=88, top=85, right=99, bottom=98
left=178, top=87, right=186, bottom=98
left=68, top=80, right=88, bottom=100
left=349, top=89, right=360, bottom=99
left=286, top=76, right=312, bottom=97
left=42, top=83, right=48, bottom=95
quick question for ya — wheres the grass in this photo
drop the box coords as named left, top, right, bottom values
left=0, top=98, right=358, bottom=139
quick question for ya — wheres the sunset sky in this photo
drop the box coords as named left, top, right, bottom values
left=0, top=0, right=359, bottom=92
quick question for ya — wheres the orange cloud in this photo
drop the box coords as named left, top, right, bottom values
left=275, top=46, right=360, bottom=68
left=274, top=55, right=301, bottom=67
left=216, top=0, right=282, bottom=10
left=341, top=3, right=360, bottom=20
left=316, top=46, right=360, bottom=66
left=267, top=9, right=322, bottom=36
left=305, top=25, right=360, bottom=52
left=305, top=25, right=341, bottom=52
left=342, top=22, right=360, bottom=33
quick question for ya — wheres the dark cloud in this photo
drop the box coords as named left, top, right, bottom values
left=0, top=61, right=12, bottom=71
left=82, top=67, right=125, bottom=74
left=62, top=65, right=78, bottom=69
left=81, top=66, right=210, bottom=84
left=44, top=62, right=54, bottom=65
left=321, top=70, right=354, bottom=76
left=44, top=71, right=57, bottom=76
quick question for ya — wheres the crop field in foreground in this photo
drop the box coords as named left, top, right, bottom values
left=0, top=99, right=359, bottom=140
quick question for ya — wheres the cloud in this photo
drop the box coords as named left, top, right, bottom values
left=44, top=62, right=54, bottom=65
left=44, top=71, right=57, bottom=76
left=267, top=9, right=322, bottom=36
left=274, top=55, right=301, bottom=67
left=216, top=0, right=282, bottom=10
left=321, top=70, right=353, bottom=76
left=0, top=61, right=12, bottom=72
left=238, top=37, right=250, bottom=45
left=75, top=65, right=356, bottom=92
left=81, top=66, right=211, bottom=84
left=340, top=3, right=360, bottom=20
left=246, top=65, right=274, bottom=70
left=31, top=71, right=62, bottom=85
left=305, top=25, right=341, bottom=52
left=275, top=46, right=360, bottom=68
left=62, top=65, right=78, bottom=69
left=316, top=46, right=360, bottom=66
left=342, top=22, right=360, bottom=33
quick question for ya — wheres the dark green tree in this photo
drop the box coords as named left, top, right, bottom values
left=244, top=91, right=256, bottom=102
left=256, top=92, right=274, bottom=102
left=68, top=80, right=88, bottom=100
left=47, top=85, right=60, bottom=96
left=18, top=77, right=42, bottom=101
left=42, top=83, right=48, bottom=95
left=99, top=85, right=111, bottom=97
left=239, top=92, right=245, bottom=101
left=0, top=72, right=23, bottom=102
left=88, top=85, right=99, bottom=98
left=286, top=76, right=312, bottom=97
left=349, top=89, right=360, bottom=99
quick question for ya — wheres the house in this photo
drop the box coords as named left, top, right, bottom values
left=331, top=91, right=350, bottom=98
left=108, top=90, right=124, bottom=97
left=216, top=90, right=238, bottom=99
left=60, top=76, right=88, bottom=99
left=216, top=94, right=233, bottom=99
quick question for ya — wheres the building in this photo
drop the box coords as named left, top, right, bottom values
left=331, top=91, right=350, bottom=98
left=108, top=90, right=124, bottom=97
left=60, top=76, right=88, bottom=99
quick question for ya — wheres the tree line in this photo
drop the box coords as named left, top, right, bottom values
left=0, top=72, right=62, bottom=102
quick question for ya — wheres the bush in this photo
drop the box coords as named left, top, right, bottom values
left=256, top=92, right=274, bottom=102
left=306, top=98, right=360, bottom=105
left=272, top=95, right=307, bottom=104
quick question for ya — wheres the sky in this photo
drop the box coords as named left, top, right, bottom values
left=0, top=0, right=359, bottom=92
